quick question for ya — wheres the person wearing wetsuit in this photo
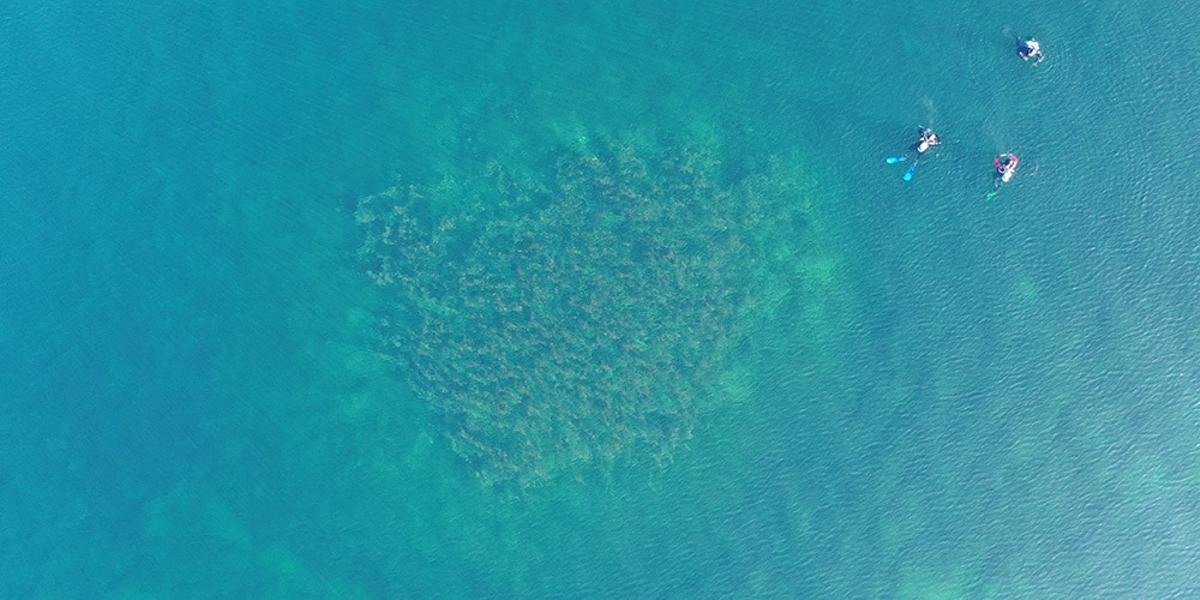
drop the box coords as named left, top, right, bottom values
left=1019, top=38, right=1044, bottom=63
left=916, top=128, right=941, bottom=154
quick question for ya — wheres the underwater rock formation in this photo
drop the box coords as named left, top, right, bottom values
left=357, top=141, right=810, bottom=487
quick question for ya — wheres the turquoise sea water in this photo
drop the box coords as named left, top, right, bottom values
left=4, top=1, right=1200, bottom=597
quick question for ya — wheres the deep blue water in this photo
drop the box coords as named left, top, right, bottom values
left=3, top=1, right=1200, bottom=597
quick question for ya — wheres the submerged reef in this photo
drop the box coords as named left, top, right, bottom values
left=357, top=140, right=813, bottom=487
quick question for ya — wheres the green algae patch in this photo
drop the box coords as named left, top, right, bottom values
left=357, top=138, right=822, bottom=487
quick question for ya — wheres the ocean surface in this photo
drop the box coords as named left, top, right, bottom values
left=3, top=1, right=1200, bottom=597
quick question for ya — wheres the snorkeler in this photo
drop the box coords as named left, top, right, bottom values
left=1018, top=38, right=1045, bottom=65
left=916, top=127, right=942, bottom=154
left=985, top=153, right=1021, bottom=200
left=994, top=153, right=1020, bottom=184
left=885, top=127, right=942, bottom=181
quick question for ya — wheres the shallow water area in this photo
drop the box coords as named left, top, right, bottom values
left=3, top=1, right=1200, bottom=597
